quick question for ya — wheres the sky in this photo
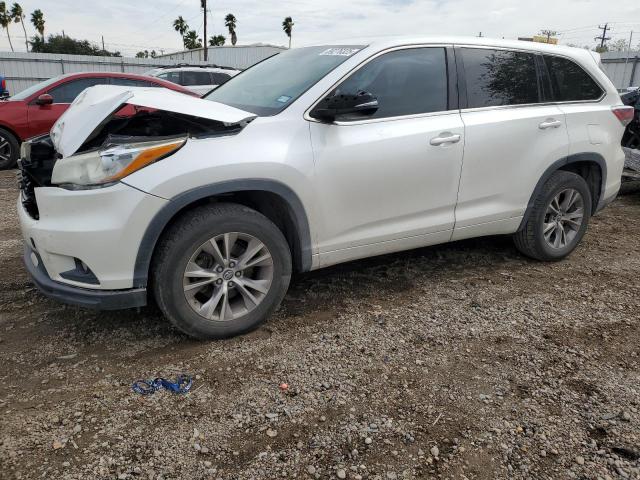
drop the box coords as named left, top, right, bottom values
left=0, top=0, right=639, bottom=57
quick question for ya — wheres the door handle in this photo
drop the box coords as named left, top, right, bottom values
left=430, top=134, right=461, bottom=146
left=539, top=119, right=562, bottom=130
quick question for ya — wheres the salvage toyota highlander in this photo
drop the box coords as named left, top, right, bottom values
left=17, top=37, right=633, bottom=339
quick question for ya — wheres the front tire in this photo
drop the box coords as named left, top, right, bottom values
left=0, top=127, right=19, bottom=170
left=514, top=170, right=592, bottom=261
left=151, top=203, right=292, bottom=339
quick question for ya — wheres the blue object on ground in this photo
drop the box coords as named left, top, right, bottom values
left=132, top=375, right=193, bottom=395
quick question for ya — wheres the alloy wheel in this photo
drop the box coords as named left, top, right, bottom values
left=182, top=232, right=274, bottom=321
left=543, top=188, right=585, bottom=249
left=0, top=135, right=12, bottom=166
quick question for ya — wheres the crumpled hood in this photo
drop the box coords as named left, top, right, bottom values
left=50, top=84, right=256, bottom=158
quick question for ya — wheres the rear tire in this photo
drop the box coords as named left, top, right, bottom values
left=0, top=127, right=19, bottom=170
left=151, top=203, right=292, bottom=340
left=514, top=171, right=592, bottom=261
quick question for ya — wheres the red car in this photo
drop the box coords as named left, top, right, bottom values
left=0, top=72, right=198, bottom=169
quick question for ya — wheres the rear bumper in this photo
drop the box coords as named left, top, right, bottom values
left=24, top=244, right=147, bottom=310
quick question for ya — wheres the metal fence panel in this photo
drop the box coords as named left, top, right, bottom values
left=0, top=46, right=284, bottom=95
left=600, top=51, right=640, bottom=89
left=155, top=45, right=285, bottom=69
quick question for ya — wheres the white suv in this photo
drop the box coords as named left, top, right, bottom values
left=145, top=65, right=240, bottom=96
left=18, top=37, right=633, bottom=339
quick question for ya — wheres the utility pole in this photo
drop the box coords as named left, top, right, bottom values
left=101, top=35, right=105, bottom=52
left=478, top=32, right=483, bottom=38
left=202, top=0, right=208, bottom=61
left=622, top=31, right=634, bottom=88
left=595, top=23, right=611, bottom=50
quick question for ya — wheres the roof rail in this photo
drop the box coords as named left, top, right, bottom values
left=155, top=63, right=238, bottom=71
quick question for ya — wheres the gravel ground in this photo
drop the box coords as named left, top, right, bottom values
left=0, top=169, right=639, bottom=480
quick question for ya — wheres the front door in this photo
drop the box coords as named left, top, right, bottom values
left=309, top=47, right=465, bottom=266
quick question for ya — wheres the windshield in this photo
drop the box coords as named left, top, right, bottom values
left=204, top=45, right=364, bottom=115
left=9, top=75, right=72, bottom=101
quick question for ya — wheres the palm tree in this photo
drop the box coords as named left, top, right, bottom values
left=173, top=15, right=188, bottom=48
left=209, top=34, right=225, bottom=47
left=183, top=30, right=202, bottom=50
left=0, top=3, right=13, bottom=51
left=282, top=16, right=294, bottom=49
left=225, top=14, right=237, bottom=46
left=30, top=8, right=44, bottom=39
left=10, top=3, right=26, bottom=51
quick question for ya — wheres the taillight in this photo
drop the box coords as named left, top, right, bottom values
left=1, top=79, right=5, bottom=90
left=612, top=106, right=635, bottom=126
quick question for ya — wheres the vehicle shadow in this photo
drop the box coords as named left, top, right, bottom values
left=33, top=233, right=524, bottom=348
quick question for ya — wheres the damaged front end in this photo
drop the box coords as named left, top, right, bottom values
left=18, top=85, right=256, bottom=219
left=621, top=88, right=640, bottom=180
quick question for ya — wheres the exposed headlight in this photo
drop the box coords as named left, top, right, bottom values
left=51, top=137, right=186, bottom=187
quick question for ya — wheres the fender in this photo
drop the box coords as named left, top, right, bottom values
left=517, top=152, right=607, bottom=231
left=132, top=179, right=313, bottom=288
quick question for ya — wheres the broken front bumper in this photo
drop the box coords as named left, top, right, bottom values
left=23, top=244, right=147, bottom=310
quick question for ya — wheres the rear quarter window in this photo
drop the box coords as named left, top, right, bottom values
left=211, top=72, right=231, bottom=85
left=543, top=55, right=603, bottom=102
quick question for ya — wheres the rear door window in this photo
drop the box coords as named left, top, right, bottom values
left=460, top=48, right=540, bottom=108
left=182, top=71, right=213, bottom=86
left=47, top=77, right=109, bottom=103
left=542, top=55, right=603, bottom=102
left=333, top=47, right=449, bottom=120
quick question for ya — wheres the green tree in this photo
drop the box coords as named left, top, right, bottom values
left=183, top=30, right=202, bottom=50
left=29, top=34, right=121, bottom=56
left=209, top=34, right=225, bottom=46
left=282, top=16, right=294, bottom=49
left=225, top=14, right=237, bottom=46
left=30, top=8, right=44, bottom=39
left=608, top=38, right=629, bottom=52
left=173, top=15, right=188, bottom=48
left=0, top=2, right=14, bottom=52
left=135, top=51, right=146, bottom=58
left=10, top=3, right=27, bottom=51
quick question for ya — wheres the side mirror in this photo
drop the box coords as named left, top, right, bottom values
left=311, top=90, right=378, bottom=122
left=35, top=93, right=53, bottom=106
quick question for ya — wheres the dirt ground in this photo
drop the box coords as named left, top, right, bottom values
left=0, top=169, right=639, bottom=480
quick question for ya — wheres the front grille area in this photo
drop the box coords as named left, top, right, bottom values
left=17, top=161, right=40, bottom=219
left=17, top=135, right=57, bottom=220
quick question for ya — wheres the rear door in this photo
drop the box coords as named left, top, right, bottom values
left=27, top=77, right=109, bottom=137
left=309, top=46, right=465, bottom=266
left=542, top=55, right=613, bottom=165
left=453, top=47, right=570, bottom=239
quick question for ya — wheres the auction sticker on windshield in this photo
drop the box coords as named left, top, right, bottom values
left=319, top=47, right=360, bottom=56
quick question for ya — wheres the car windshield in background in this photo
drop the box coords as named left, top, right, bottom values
left=204, top=45, right=364, bottom=115
left=9, top=75, right=70, bottom=100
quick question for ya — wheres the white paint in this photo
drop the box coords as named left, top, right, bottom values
left=19, top=36, right=625, bottom=293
